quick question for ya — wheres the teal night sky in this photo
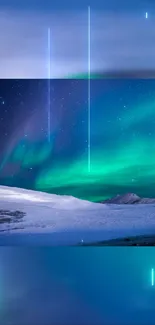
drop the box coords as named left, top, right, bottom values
left=0, top=79, right=155, bottom=201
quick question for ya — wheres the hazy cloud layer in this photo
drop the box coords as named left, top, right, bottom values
left=0, top=10, right=155, bottom=78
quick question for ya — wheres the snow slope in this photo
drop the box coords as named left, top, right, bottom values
left=0, top=186, right=155, bottom=245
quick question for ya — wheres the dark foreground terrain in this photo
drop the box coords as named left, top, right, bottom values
left=80, top=234, right=155, bottom=246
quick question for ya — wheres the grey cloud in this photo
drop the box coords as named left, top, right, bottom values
left=0, top=10, right=155, bottom=78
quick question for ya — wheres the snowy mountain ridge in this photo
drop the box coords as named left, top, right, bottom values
left=101, top=193, right=155, bottom=204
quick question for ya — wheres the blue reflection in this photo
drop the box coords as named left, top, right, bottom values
left=0, top=248, right=155, bottom=325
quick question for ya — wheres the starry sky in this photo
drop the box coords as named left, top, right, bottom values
left=0, top=1, right=155, bottom=78
left=0, top=78, right=155, bottom=201
left=1, top=247, right=155, bottom=325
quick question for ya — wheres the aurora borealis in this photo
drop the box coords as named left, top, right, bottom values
left=0, top=78, right=155, bottom=202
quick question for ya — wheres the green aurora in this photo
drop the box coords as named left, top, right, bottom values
left=1, top=79, right=155, bottom=202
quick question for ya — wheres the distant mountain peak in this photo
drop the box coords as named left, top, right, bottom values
left=101, top=193, right=155, bottom=204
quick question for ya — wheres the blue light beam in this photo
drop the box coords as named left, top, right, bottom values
left=47, top=27, right=51, bottom=143
left=151, top=268, right=154, bottom=286
left=88, top=6, right=91, bottom=172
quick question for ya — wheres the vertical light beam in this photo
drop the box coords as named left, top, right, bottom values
left=47, top=27, right=51, bottom=143
left=145, top=12, right=148, bottom=19
left=151, top=268, right=154, bottom=286
left=88, top=6, right=91, bottom=172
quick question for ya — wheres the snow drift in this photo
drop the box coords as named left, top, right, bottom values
left=0, top=186, right=155, bottom=245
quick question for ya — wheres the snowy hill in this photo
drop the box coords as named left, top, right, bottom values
left=0, top=186, right=155, bottom=245
left=101, top=193, right=155, bottom=204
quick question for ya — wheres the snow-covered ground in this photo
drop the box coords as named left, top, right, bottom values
left=0, top=185, right=155, bottom=245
